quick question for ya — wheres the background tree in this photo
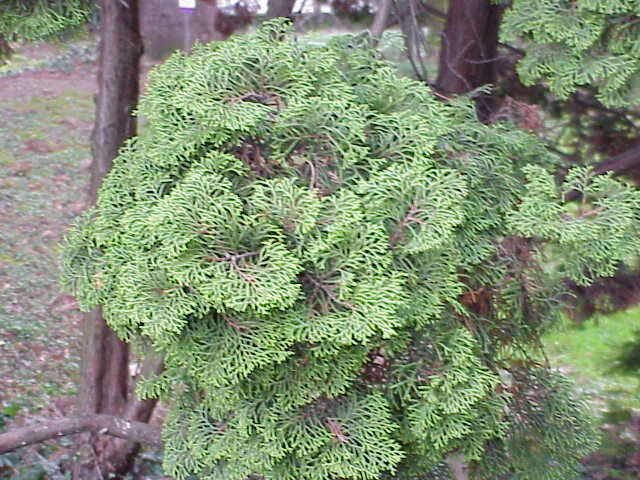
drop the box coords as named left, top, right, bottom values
left=0, top=0, right=92, bottom=43
left=141, top=0, right=254, bottom=60
left=265, top=0, right=297, bottom=20
left=498, top=0, right=640, bottom=319
left=382, top=0, right=640, bottom=317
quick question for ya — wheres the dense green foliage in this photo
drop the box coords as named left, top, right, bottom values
left=0, top=0, right=91, bottom=43
left=501, top=0, right=640, bottom=107
left=62, top=21, right=640, bottom=480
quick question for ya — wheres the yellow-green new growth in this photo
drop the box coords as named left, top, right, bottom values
left=63, top=20, right=639, bottom=480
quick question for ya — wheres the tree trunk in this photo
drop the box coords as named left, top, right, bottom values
left=371, top=0, right=393, bottom=42
left=140, top=0, right=224, bottom=60
left=0, top=34, right=12, bottom=61
left=193, top=0, right=224, bottom=44
left=140, top=0, right=188, bottom=60
left=435, top=0, right=502, bottom=120
left=99, top=353, right=164, bottom=473
left=266, top=0, right=296, bottom=19
left=74, top=0, right=144, bottom=477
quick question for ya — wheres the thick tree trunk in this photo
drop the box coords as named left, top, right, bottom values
left=88, top=1, right=141, bottom=204
left=75, top=0, right=144, bottom=478
left=436, top=0, right=502, bottom=120
left=99, top=353, right=164, bottom=473
left=266, top=0, right=296, bottom=19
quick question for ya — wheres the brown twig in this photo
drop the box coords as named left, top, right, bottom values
left=206, top=251, right=259, bottom=283
left=389, top=203, right=422, bottom=246
left=223, top=314, right=251, bottom=331
left=326, top=418, right=350, bottom=444
left=303, top=273, right=354, bottom=310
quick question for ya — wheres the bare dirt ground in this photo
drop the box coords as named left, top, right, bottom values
left=0, top=66, right=96, bottom=99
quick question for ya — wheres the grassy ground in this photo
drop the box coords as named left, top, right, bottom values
left=544, top=307, right=640, bottom=413
left=0, top=41, right=95, bottom=479
left=544, top=309, right=640, bottom=479
left=0, top=89, right=93, bottom=411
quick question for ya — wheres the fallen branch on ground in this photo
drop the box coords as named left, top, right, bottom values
left=0, top=414, right=162, bottom=454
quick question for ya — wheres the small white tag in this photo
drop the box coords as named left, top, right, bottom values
left=179, top=0, right=196, bottom=9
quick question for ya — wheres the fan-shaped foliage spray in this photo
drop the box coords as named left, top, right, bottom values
left=63, top=20, right=640, bottom=480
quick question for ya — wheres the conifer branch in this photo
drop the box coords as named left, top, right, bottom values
left=302, top=273, right=354, bottom=310
left=389, top=203, right=423, bottom=246
left=206, top=251, right=259, bottom=283
left=0, top=414, right=162, bottom=454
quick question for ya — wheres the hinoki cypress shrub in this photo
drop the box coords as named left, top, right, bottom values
left=62, top=21, right=640, bottom=480
left=500, top=0, right=640, bottom=107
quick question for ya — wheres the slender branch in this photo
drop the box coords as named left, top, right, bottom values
left=223, top=314, right=252, bottom=331
left=0, top=414, right=162, bottom=454
left=206, top=251, right=259, bottom=263
left=390, top=203, right=422, bottom=246
left=392, top=0, right=428, bottom=83
left=572, top=91, right=640, bottom=120
left=205, top=251, right=259, bottom=282
left=418, top=0, right=446, bottom=19
left=498, top=42, right=525, bottom=56
left=303, top=273, right=354, bottom=310
left=593, top=143, right=640, bottom=175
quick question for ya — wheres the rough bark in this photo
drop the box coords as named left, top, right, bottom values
left=371, top=0, right=392, bottom=41
left=446, top=453, right=469, bottom=480
left=593, top=143, right=640, bottom=177
left=88, top=0, right=141, bottom=205
left=435, top=0, right=502, bottom=120
left=99, top=353, right=164, bottom=474
left=0, top=415, right=162, bottom=455
left=266, top=0, right=296, bottom=20
left=75, top=0, right=143, bottom=478
left=193, top=0, right=224, bottom=44
left=0, top=34, right=12, bottom=61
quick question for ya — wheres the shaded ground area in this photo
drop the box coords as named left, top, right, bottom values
left=544, top=309, right=640, bottom=479
left=0, top=47, right=96, bottom=477
left=0, top=41, right=165, bottom=479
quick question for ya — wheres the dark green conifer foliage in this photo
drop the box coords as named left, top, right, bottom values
left=0, top=0, right=91, bottom=42
left=62, top=21, right=640, bottom=480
